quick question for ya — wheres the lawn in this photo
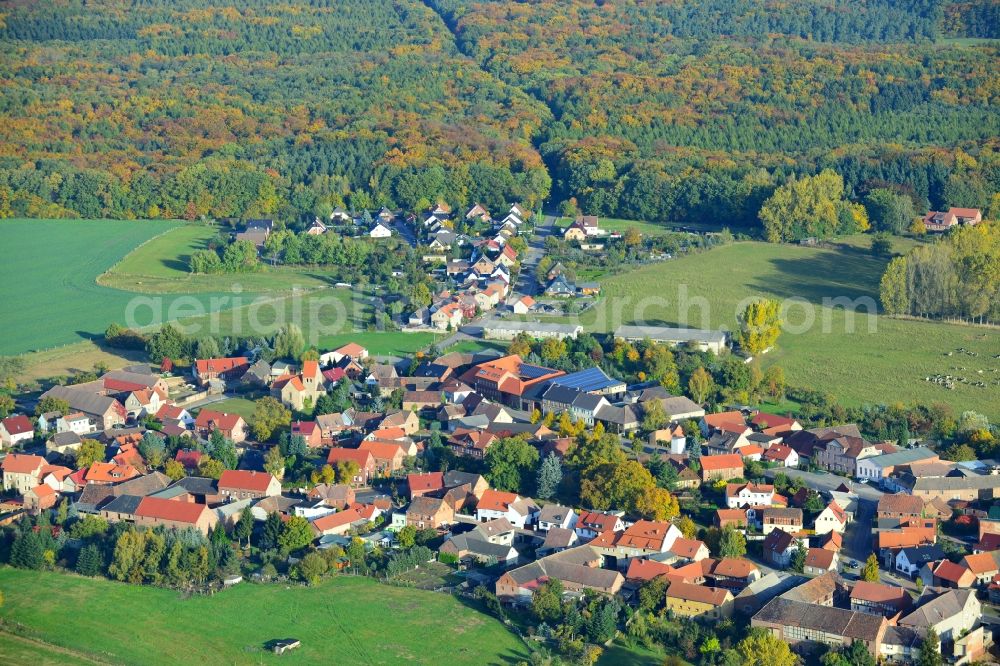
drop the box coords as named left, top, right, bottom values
left=567, top=239, right=999, bottom=417
left=443, top=339, right=510, bottom=354
left=0, top=568, right=528, bottom=665
left=201, top=398, right=260, bottom=420
left=0, top=219, right=239, bottom=355
left=555, top=216, right=721, bottom=236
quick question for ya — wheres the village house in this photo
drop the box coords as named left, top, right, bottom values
left=762, top=444, right=799, bottom=467
left=326, top=448, right=376, bottom=486
left=537, top=504, right=578, bottom=532
left=814, top=501, right=849, bottom=534
left=476, top=489, right=540, bottom=529
left=405, top=495, right=455, bottom=529
left=813, top=435, right=883, bottom=476
left=193, top=410, right=248, bottom=444
left=699, top=454, right=744, bottom=482
left=440, top=518, right=519, bottom=565
left=575, top=511, right=625, bottom=540
left=802, top=548, right=838, bottom=576
left=357, top=440, right=406, bottom=475
left=0, top=415, right=34, bottom=448
left=40, top=385, right=127, bottom=430
left=762, top=529, right=801, bottom=568
left=133, top=496, right=219, bottom=535
left=761, top=508, right=803, bottom=535
left=922, top=207, right=982, bottom=232
left=725, top=482, right=774, bottom=509
left=850, top=581, right=913, bottom=618
left=194, top=357, right=250, bottom=386
left=665, top=582, right=734, bottom=620
left=307, top=483, right=355, bottom=510
left=2, top=454, right=46, bottom=493
left=217, top=470, right=281, bottom=500
left=898, top=588, right=980, bottom=644
left=290, top=420, right=322, bottom=448
left=589, top=520, right=682, bottom=565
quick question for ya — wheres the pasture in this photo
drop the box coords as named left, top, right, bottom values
left=0, top=568, right=528, bottom=665
left=0, top=219, right=227, bottom=354
left=575, top=239, right=999, bottom=417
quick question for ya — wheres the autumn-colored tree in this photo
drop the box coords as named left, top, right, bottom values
left=736, top=298, right=782, bottom=356
left=688, top=366, right=714, bottom=404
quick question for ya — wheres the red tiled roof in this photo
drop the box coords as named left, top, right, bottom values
left=625, top=558, right=674, bottom=582
left=358, top=440, right=404, bottom=461
left=135, top=496, right=208, bottom=524
left=712, top=557, right=758, bottom=578
left=751, top=413, right=797, bottom=429
left=291, top=421, right=318, bottom=436
left=85, top=462, right=140, bottom=483
left=333, top=342, right=367, bottom=358
left=1, top=453, right=45, bottom=474
left=195, top=357, right=249, bottom=374
left=157, top=404, right=188, bottom=420
left=194, top=410, right=244, bottom=431
left=29, top=484, right=55, bottom=499
left=804, top=548, right=835, bottom=570
left=2, top=415, right=34, bottom=436
left=700, top=454, right=744, bottom=472
left=478, top=489, right=520, bottom=512
left=407, top=472, right=444, bottom=493
left=578, top=511, right=621, bottom=531
left=670, top=537, right=707, bottom=559
left=218, top=470, right=276, bottom=492
left=704, top=411, right=745, bottom=428
left=617, top=520, right=675, bottom=551
left=327, top=447, right=374, bottom=468
left=851, top=581, right=911, bottom=606
left=963, top=552, right=1000, bottom=574
left=368, top=427, right=406, bottom=441
left=933, top=559, right=972, bottom=584
left=103, top=377, right=148, bottom=393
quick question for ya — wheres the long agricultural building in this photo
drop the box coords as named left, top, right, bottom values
left=482, top=320, right=583, bottom=341
left=613, top=325, right=728, bottom=353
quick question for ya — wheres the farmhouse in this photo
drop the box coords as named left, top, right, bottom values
left=217, top=470, right=281, bottom=499
left=40, top=385, right=127, bottom=430
left=194, top=410, right=248, bottom=444
left=194, top=357, right=250, bottom=385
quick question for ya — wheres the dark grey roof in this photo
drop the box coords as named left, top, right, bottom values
left=571, top=392, right=606, bottom=412
left=49, top=431, right=82, bottom=446
left=170, top=476, right=219, bottom=495
left=101, top=494, right=143, bottom=515
left=444, top=470, right=483, bottom=489
left=898, top=545, right=946, bottom=564
left=114, top=472, right=172, bottom=497
left=541, top=384, right=579, bottom=406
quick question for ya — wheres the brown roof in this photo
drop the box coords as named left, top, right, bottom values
left=804, top=548, right=835, bottom=570
left=755, top=597, right=884, bottom=642
left=851, top=581, right=910, bottom=606
left=712, top=557, right=758, bottom=578
left=666, top=581, right=732, bottom=606
left=877, top=494, right=925, bottom=516
left=218, top=470, right=276, bottom=492
left=933, top=559, right=972, bottom=584
left=327, top=448, right=374, bottom=468
left=669, top=537, right=707, bottom=559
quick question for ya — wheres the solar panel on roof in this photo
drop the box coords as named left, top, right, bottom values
left=519, top=364, right=556, bottom=379
left=550, top=367, right=620, bottom=391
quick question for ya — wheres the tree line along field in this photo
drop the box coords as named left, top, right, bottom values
left=567, top=238, right=999, bottom=418
left=0, top=219, right=224, bottom=355
left=0, top=568, right=528, bottom=665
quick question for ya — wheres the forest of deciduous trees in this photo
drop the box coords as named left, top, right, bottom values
left=880, top=222, right=1000, bottom=323
left=0, top=0, right=997, bottom=231
left=431, top=0, right=1000, bottom=227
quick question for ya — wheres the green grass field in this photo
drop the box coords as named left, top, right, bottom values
left=570, top=239, right=998, bottom=417
left=554, top=216, right=721, bottom=236
left=201, top=398, right=260, bottom=420
left=0, top=568, right=528, bottom=665
left=0, top=219, right=232, bottom=354
left=99, top=223, right=334, bottom=294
